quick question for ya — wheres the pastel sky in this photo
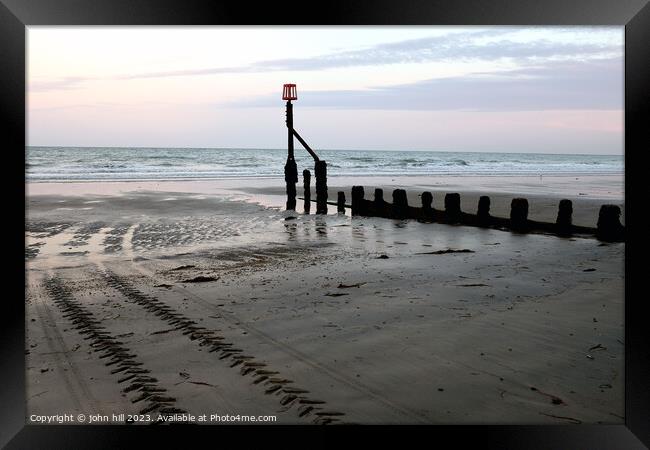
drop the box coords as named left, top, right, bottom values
left=27, top=26, right=623, bottom=154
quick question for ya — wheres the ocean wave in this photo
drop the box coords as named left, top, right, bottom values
left=90, top=163, right=129, bottom=169
left=138, top=155, right=198, bottom=161
left=348, top=156, right=376, bottom=163
left=25, top=147, right=624, bottom=181
left=224, top=163, right=264, bottom=168
left=443, top=159, right=469, bottom=166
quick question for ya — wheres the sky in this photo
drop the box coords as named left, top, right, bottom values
left=27, top=26, right=624, bottom=154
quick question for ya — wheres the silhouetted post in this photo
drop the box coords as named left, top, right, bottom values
left=337, top=191, right=346, bottom=214
left=477, top=195, right=491, bottom=226
left=392, top=189, right=409, bottom=219
left=315, top=160, right=328, bottom=215
left=374, top=188, right=387, bottom=217
left=303, top=169, right=311, bottom=214
left=596, top=205, right=624, bottom=242
left=555, top=199, right=573, bottom=236
left=284, top=160, right=297, bottom=211
left=283, top=84, right=298, bottom=211
left=421, top=191, right=434, bottom=222
left=351, top=186, right=365, bottom=216
left=444, top=193, right=461, bottom=223
left=282, top=84, right=325, bottom=214
left=510, top=198, right=529, bottom=232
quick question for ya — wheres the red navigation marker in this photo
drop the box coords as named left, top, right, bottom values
left=282, top=83, right=297, bottom=101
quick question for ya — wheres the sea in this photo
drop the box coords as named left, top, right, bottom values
left=26, top=147, right=623, bottom=182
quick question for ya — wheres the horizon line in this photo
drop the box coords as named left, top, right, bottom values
left=25, top=145, right=623, bottom=157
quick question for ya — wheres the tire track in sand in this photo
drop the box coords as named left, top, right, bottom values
left=108, top=261, right=429, bottom=424
left=100, top=267, right=347, bottom=425
left=43, top=276, right=187, bottom=420
left=29, top=284, right=93, bottom=413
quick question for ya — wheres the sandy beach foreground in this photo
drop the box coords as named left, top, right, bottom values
left=26, top=175, right=624, bottom=424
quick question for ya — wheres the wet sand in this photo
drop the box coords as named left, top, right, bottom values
left=28, top=173, right=625, bottom=227
left=25, top=175, right=624, bottom=424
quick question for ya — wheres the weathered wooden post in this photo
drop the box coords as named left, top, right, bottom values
left=555, top=199, right=573, bottom=236
left=444, top=193, right=461, bottom=223
left=374, top=188, right=384, bottom=203
left=315, top=160, right=328, bottom=215
left=351, top=186, right=365, bottom=216
left=303, top=169, right=311, bottom=214
left=477, top=195, right=491, bottom=226
left=283, top=84, right=298, bottom=211
left=596, top=205, right=624, bottom=242
left=374, top=188, right=387, bottom=217
left=392, top=189, right=409, bottom=219
left=421, top=191, right=434, bottom=222
left=510, top=198, right=529, bottom=232
left=337, top=191, right=346, bottom=214
left=282, top=83, right=326, bottom=214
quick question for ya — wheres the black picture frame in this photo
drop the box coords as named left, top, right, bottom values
left=2, top=0, right=648, bottom=447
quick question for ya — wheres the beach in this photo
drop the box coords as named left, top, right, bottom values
left=25, top=175, right=625, bottom=425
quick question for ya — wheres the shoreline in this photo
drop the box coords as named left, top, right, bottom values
left=27, top=174, right=625, bottom=227
left=26, top=174, right=625, bottom=201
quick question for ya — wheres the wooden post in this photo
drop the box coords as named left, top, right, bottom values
left=596, top=205, right=624, bottom=242
left=285, top=160, right=297, bottom=211
left=303, top=169, right=311, bottom=214
left=374, top=188, right=387, bottom=217
left=477, top=195, right=491, bottom=226
left=315, top=160, right=328, bottom=215
left=444, top=193, right=461, bottom=223
left=421, top=191, right=434, bottom=222
left=555, top=199, right=572, bottom=235
left=351, top=186, right=365, bottom=216
left=510, top=198, right=529, bottom=231
left=374, top=188, right=384, bottom=203
left=337, top=191, right=346, bottom=214
left=284, top=100, right=297, bottom=211
left=392, top=189, right=409, bottom=219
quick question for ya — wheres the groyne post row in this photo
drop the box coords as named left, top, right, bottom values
left=348, top=186, right=625, bottom=242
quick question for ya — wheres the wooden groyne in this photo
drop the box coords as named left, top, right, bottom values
left=332, top=187, right=624, bottom=242
left=280, top=85, right=624, bottom=243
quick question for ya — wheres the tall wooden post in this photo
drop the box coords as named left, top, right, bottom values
left=282, top=84, right=325, bottom=213
left=284, top=100, right=298, bottom=211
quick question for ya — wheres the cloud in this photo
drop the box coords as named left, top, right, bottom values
left=113, top=66, right=249, bottom=80
left=231, top=57, right=622, bottom=111
left=117, top=29, right=621, bottom=79
left=29, top=28, right=622, bottom=91
left=246, top=29, right=620, bottom=72
left=29, top=76, right=88, bottom=92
